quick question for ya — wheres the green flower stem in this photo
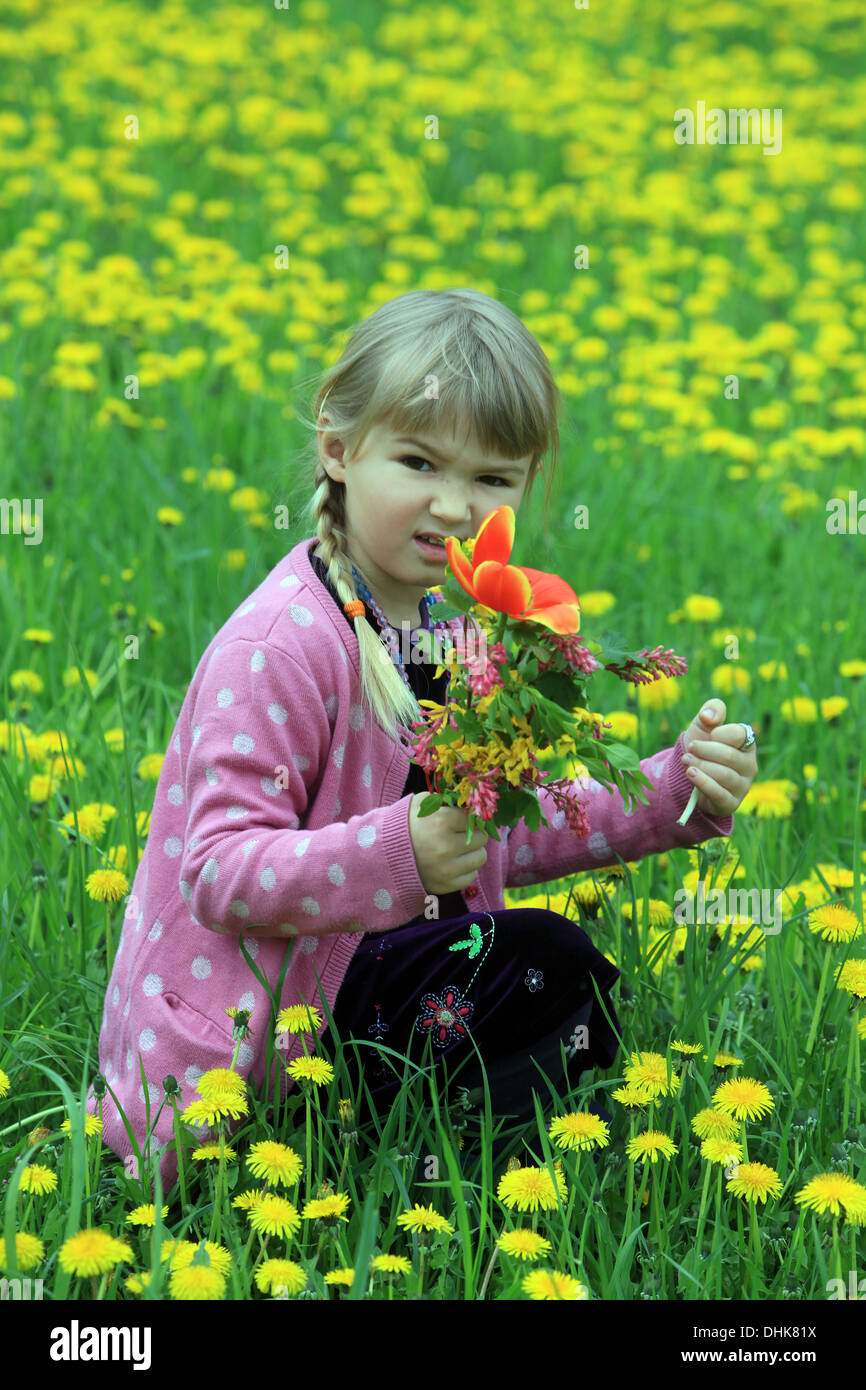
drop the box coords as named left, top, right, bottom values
left=842, top=1011, right=859, bottom=1132
left=740, top=1119, right=749, bottom=1162
left=477, top=1235, right=501, bottom=1300
left=692, top=1159, right=713, bottom=1260
left=209, top=1126, right=226, bottom=1246
left=831, top=1214, right=842, bottom=1286
left=28, top=886, right=43, bottom=953
left=104, top=903, right=112, bottom=975
left=169, top=1097, right=188, bottom=1212
left=748, top=1202, right=764, bottom=1297
left=804, top=949, right=833, bottom=1057
left=0, top=1105, right=66, bottom=1140
left=416, top=1240, right=427, bottom=1299
left=712, top=1168, right=724, bottom=1299
left=305, top=1091, right=312, bottom=1204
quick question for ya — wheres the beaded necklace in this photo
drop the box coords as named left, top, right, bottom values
left=344, top=562, right=440, bottom=690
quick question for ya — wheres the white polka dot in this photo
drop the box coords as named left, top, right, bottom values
left=192, top=725, right=201, bottom=744
left=290, top=603, right=313, bottom=626
left=293, top=753, right=310, bottom=771
left=361, top=762, right=372, bottom=787
left=349, top=703, right=365, bottom=730
left=149, top=919, right=163, bottom=941
left=333, top=745, right=345, bottom=769
left=139, top=1027, right=156, bottom=1052
left=191, top=955, right=212, bottom=979
left=179, top=880, right=192, bottom=901
left=201, top=858, right=219, bottom=884
left=112, top=985, right=120, bottom=1006
left=251, top=649, right=266, bottom=672
left=135, top=910, right=143, bottom=932
left=280, top=573, right=299, bottom=588
left=143, top=973, right=163, bottom=996
left=231, top=900, right=249, bottom=917
left=339, top=646, right=347, bottom=664
left=188, top=835, right=200, bottom=850
left=243, top=938, right=259, bottom=960
left=123, top=997, right=130, bottom=1017
left=126, top=1047, right=134, bottom=1071
left=261, top=776, right=281, bottom=797
left=242, top=839, right=260, bottom=857
left=334, top=797, right=341, bottom=817
left=238, top=600, right=256, bottom=616
left=373, top=889, right=392, bottom=910
left=139, top=1080, right=161, bottom=1104
left=357, top=825, right=376, bottom=848
left=294, top=836, right=311, bottom=856
left=299, top=936, right=319, bottom=954
left=163, top=836, right=182, bottom=858
left=168, top=783, right=183, bottom=805
left=226, top=805, right=249, bottom=820
left=650, top=759, right=665, bottom=778
left=185, top=1065, right=204, bottom=1089
left=260, top=867, right=276, bottom=890
left=173, top=734, right=181, bottom=754
left=327, top=862, right=346, bottom=885
left=302, top=896, right=320, bottom=915
left=588, top=779, right=604, bottom=795
left=587, top=832, right=611, bottom=859
left=233, top=733, right=255, bottom=754
left=324, top=694, right=339, bottom=719
left=279, top=922, right=297, bottom=935
left=268, top=703, right=288, bottom=724
left=238, top=990, right=256, bottom=1013
left=237, top=1041, right=255, bottom=1068
left=205, top=766, right=219, bottom=785
left=217, top=687, right=234, bottom=707
left=552, top=811, right=566, bottom=830
left=514, top=844, right=534, bottom=866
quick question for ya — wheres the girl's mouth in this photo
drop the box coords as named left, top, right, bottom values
left=414, top=536, right=448, bottom=561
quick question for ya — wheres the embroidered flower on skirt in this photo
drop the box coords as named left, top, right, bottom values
left=524, top=969, right=544, bottom=993
left=415, top=985, right=474, bottom=1048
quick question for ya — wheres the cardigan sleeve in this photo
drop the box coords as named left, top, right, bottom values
left=179, top=638, right=429, bottom=937
left=503, top=731, right=735, bottom=888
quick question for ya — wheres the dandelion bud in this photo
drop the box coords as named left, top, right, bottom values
left=163, top=1075, right=180, bottom=1097
left=92, top=1073, right=107, bottom=1098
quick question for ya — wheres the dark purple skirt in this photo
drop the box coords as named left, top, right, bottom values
left=322, top=907, right=621, bottom=1126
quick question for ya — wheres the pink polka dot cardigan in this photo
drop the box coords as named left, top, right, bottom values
left=87, top=536, right=734, bottom=1187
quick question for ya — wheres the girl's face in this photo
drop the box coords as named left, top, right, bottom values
left=318, top=418, right=536, bottom=627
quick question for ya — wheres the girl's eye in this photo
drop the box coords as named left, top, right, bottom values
left=399, top=456, right=511, bottom=487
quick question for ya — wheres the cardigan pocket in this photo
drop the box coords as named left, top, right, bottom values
left=157, top=989, right=241, bottom=1087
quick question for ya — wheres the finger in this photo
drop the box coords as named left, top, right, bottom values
left=685, top=739, right=745, bottom=769
left=697, top=699, right=727, bottom=730
left=700, top=722, right=754, bottom=749
left=688, top=767, right=735, bottom=814
left=686, top=760, right=742, bottom=795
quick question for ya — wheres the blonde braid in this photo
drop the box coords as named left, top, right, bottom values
left=310, top=463, right=424, bottom=744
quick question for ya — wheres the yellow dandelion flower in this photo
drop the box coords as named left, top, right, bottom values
left=396, top=1204, right=456, bottom=1235
left=276, top=1004, right=324, bottom=1035
left=60, top=1114, right=103, bottom=1138
left=125, top=1272, right=152, bottom=1294
left=193, top=1143, right=236, bottom=1162
left=370, top=1254, right=412, bottom=1275
left=232, top=1188, right=265, bottom=1210
left=58, top=1228, right=133, bottom=1277
left=547, top=1110, right=610, bottom=1152
left=807, top=904, right=861, bottom=944
left=301, top=1193, right=351, bottom=1222
left=726, top=1162, right=783, bottom=1204
left=248, top=1193, right=301, bottom=1239
left=712, top=1076, right=774, bottom=1121
left=836, top=959, right=866, bottom=998
left=169, top=1264, right=226, bottom=1300
left=195, top=1068, right=246, bottom=1098
left=624, top=1130, right=678, bottom=1164
left=712, top=1052, right=744, bottom=1069
left=700, top=1137, right=744, bottom=1166
left=160, top=1240, right=232, bottom=1275
left=522, top=1268, right=589, bottom=1299
left=181, top=1092, right=248, bottom=1126
left=254, top=1258, right=308, bottom=1295
left=670, top=1040, right=703, bottom=1055
left=738, top=780, right=798, bottom=818
left=18, top=1165, right=58, bottom=1196
left=126, top=1204, right=169, bottom=1227
left=794, top=1174, right=866, bottom=1221
left=496, top=1229, right=553, bottom=1261
left=246, top=1140, right=303, bottom=1187
left=325, top=1268, right=356, bottom=1286
left=286, top=1056, right=334, bottom=1086
left=496, top=1165, right=567, bottom=1213
left=611, top=1083, right=653, bottom=1108
left=84, top=869, right=128, bottom=903
left=0, top=1068, right=10, bottom=1098
left=623, top=1051, right=681, bottom=1098
left=0, top=1231, right=45, bottom=1270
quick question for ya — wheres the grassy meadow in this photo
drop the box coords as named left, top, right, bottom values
left=1, top=0, right=865, bottom=1307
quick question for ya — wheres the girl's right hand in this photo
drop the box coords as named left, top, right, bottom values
left=408, top=792, right=489, bottom=895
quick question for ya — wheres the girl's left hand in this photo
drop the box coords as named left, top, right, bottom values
left=678, top=698, right=758, bottom=817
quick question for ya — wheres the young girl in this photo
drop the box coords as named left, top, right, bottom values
left=87, top=287, right=757, bottom=1190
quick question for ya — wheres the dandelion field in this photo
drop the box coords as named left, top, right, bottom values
left=1, top=0, right=866, bottom=1325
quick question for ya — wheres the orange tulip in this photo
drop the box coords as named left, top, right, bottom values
left=444, top=506, right=580, bottom=635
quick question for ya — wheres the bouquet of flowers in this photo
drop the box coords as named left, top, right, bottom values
left=408, top=506, right=690, bottom=846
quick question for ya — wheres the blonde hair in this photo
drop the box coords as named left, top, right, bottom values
left=293, top=288, right=563, bottom=744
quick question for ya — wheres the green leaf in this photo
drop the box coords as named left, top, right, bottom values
left=416, top=793, right=444, bottom=816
